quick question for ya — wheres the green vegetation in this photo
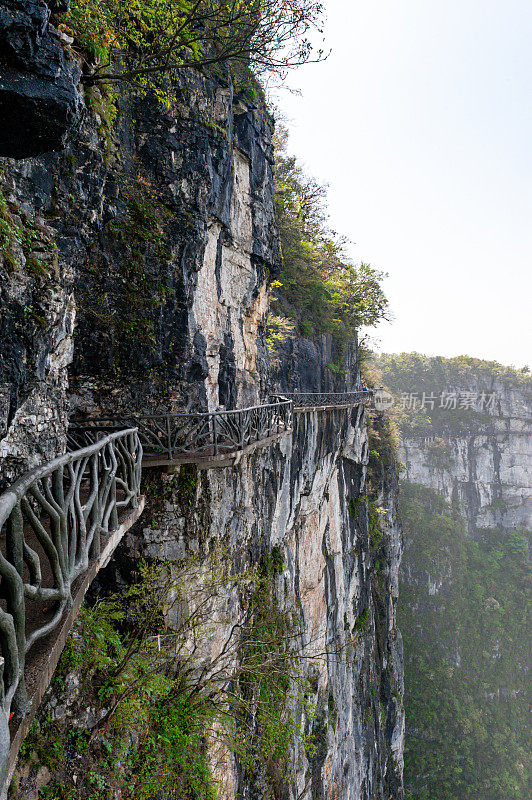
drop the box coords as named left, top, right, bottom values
left=367, top=409, right=400, bottom=470
left=58, top=1, right=325, bottom=103
left=353, top=608, right=368, bottom=633
left=83, top=83, right=119, bottom=151
left=374, top=354, right=532, bottom=800
left=265, top=313, right=295, bottom=363
left=17, top=563, right=218, bottom=800
left=373, top=352, right=532, bottom=435
left=82, top=176, right=174, bottom=368
left=238, top=549, right=315, bottom=794
left=398, top=483, right=531, bottom=800
left=15, top=553, right=315, bottom=799
left=377, top=352, right=530, bottom=389
left=0, top=186, right=58, bottom=277
left=270, top=133, right=389, bottom=346
left=175, top=464, right=199, bottom=508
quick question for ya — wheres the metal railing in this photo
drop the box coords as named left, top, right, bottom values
left=68, top=400, right=293, bottom=462
left=0, top=428, right=142, bottom=782
left=275, top=390, right=373, bottom=408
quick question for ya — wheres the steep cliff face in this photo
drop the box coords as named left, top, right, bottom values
left=400, top=377, right=531, bottom=536
left=120, top=406, right=403, bottom=800
left=13, top=404, right=404, bottom=800
left=272, top=333, right=361, bottom=395
left=0, top=0, right=81, bottom=157
left=376, top=354, right=531, bottom=800
left=1, top=22, right=404, bottom=798
left=0, top=67, right=277, bottom=480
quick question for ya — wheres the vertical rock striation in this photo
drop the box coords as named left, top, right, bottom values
left=119, top=404, right=404, bottom=800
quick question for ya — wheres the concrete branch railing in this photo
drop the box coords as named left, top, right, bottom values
left=274, top=390, right=373, bottom=408
left=68, top=400, right=293, bottom=464
left=0, top=429, right=142, bottom=787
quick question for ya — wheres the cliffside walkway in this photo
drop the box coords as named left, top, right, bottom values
left=0, top=390, right=372, bottom=791
left=0, top=429, right=144, bottom=792
left=68, top=399, right=294, bottom=468
left=277, top=390, right=373, bottom=411
left=69, top=392, right=372, bottom=468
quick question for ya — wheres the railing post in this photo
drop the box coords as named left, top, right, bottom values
left=6, top=503, right=29, bottom=717
left=110, top=472, right=118, bottom=532
left=0, top=658, right=8, bottom=790
left=52, top=468, right=68, bottom=577
left=213, top=414, right=218, bottom=455
left=240, top=410, right=246, bottom=450
left=6, top=502, right=23, bottom=579
left=130, top=432, right=140, bottom=508
left=166, top=415, right=173, bottom=461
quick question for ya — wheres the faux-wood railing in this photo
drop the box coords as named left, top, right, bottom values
left=0, top=429, right=142, bottom=786
left=274, top=390, right=373, bottom=408
left=68, top=400, right=293, bottom=463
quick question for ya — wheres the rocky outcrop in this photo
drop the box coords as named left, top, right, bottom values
left=0, top=168, right=75, bottom=487
left=273, top=333, right=361, bottom=395
left=150, top=407, right=404, bottom=799
left=0, top=68, right=278, bottom=480
left=0, top=0, right=81, bottom=157
left=39, top=403, right=404, bottom=800
left=400, top=377, right=532, bottom=535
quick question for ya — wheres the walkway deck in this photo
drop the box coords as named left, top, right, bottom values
left=69, top=393, right=372, bottom=468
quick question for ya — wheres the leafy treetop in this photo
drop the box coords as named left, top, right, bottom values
left=271, top=130, right=389, bottom=343
left=59, top=0, right=326, bottom=101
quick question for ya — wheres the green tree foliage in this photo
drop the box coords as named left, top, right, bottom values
left=271, top=136, right=389, bottom=341
left=59, top=0, right=326, bottom=98
left=326, top=262, right=390, bottom=328
left=16, top=555, right=316, bottom=799
left=374, top=356, right=532, bottom=800
left=376, top=352, right=531, bottom=394
left=398, top=483, right=531, bottom=800
left=374, top=352, right=532, bottom=435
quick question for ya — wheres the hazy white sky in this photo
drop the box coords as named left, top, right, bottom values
left=275, top=0, right=531, bottom=368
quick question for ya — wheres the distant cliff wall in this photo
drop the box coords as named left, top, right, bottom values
left=377, top=353, right=531, bottom=800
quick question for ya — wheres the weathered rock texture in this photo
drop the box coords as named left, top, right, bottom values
left=272, top=333, right=361, bottom=395
left=0, top=0, right=81, bottom=157
left=400, top=377, right=531, bottom=536
left=118, top=406, right=404, bottom=800
left=0, top=30, right=404, bottom=797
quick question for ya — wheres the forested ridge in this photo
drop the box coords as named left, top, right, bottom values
left=375, top=354, right=531, bottom=800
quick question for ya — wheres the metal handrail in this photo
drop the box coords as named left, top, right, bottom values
left=274, top=390, right=373, bottom=408
left=0, top=428, right=142, bottom=783
left=69, top=400, right=294, bottom=462
left=68, top=393, right=371, bottom=462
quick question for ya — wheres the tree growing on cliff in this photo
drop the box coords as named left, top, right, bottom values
left=272, top=133, right=389, bottom=339
left=59, top=0, right=326, bottom=96
left=18, top=551, right=335, bottom=797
